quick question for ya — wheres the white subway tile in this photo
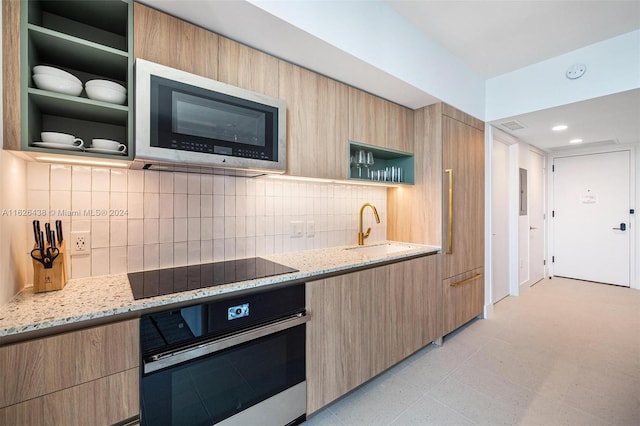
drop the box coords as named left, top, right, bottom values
left=255, top=180, right=265, bottom=197
left=255, top=236, right=266, bottom=256
left=92, top=191, right=109, bottom=213
left=213, top=175, right=225, bottom=195
left=265, top=235, right=275, bottom=255
left=235, top=216, right=246, bottom=238
left=72, top=191, right=91, bottom=214
left=144, top=244, right=160, bottom=269
left=213, top=217, right=225, bottom=239
left=159, top=243, right=173, bottom=268
left=144, top=218, right=159, bottom=244
left=173, top=194, right=188, bottom=218
left=201, top=195, right=213, bottom=217
left=110, top=218, right=127, bottom=247
left=173, top=218, right=188, bottom=242
left=264, top=216, right=275, bottom=236
left=127, top=219, right=144, bottom=246
left=224, top=217, right=236, bottom=238
left=27, top=162, right=50, bottom=191
left=49, top=190, right=71, bottom=220
left=109, top=246, right=128, bottom=274
left=71, top=219, right=91, bottom=232
left=213, top=195, right=225, bottom=217
left=159, top=218, right=173, bottom=243
left=173, top=242, right=188, bottom=266
left=27, top=190, right=49, bottom=215
left=200, top=175, right=213, bottom=194
left=224, top=238, right=235, bottom=259
left=127, top=192, right=144, bottom=219
left=159, top=172, right=174, bottom=194
left=235, top=178, right=246, bottom=196
left=110, top=169, right=127, bottom=192
left=245, top=216, right=256, bottom=237
left=128, top=170, right=144, bottom=192
left=187, top=241, right=200, bottom=264
left=213, top=239, right=225, bottom=261
left=201, top=218, right=213, bottom=240
left=224, top=195, right=236, bottom=216
left=144, top=170, right=160, bottom=193
left=91, top=247, right=110, bottom=276
left=71, top=254, right=91, bottom=279
left=91, top=168, right=110, bottom=192
left=188, top=195, right=201, bottom=218
left=174, top=173, right=188, bottom=194
left=245, top=237, right=256, bottom=257
left=159, top=193, right=174, bottom=218
left=236, top=237, right=246, bottom=258
left=235, top=196, right=246, bottom=217
left=91, top=220, right=110, bottom=248
left=245, top=196, right=256, bottom=217
left=127, top=245, right=144, bottom=272
left=200, top=240, right=213, bottom=263
left=246, top=179, right=256, bottom=197
left=255, top=216, right=265, bottom=237
left=187, top=218, right=200, bottom=241
left=110, top=192, right=127, bottom=212
left=188, top=174, right=200, bottom=194
left=72, top=166, right=92, bottom=191
left=50, top=165, right=72, bottom=190
left=144, top=192, right=160, bottom=219
left=224, top=176, right=235, bottom=195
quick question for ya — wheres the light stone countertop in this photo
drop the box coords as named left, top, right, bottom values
left=0, top=242, right=439, bottom=344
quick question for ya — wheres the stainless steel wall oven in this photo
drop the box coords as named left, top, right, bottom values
left=139, top=284, right=307, bottom=426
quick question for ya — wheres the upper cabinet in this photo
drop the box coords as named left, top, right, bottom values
left=133, top=2, right=218, bottom=80
left=2, top=0, right=134, bottom=159
left=218, top=37, right=279, bottom=98
left=348, top=88, right=414, bottom=153
left=279, top=62, right=349, bottom=179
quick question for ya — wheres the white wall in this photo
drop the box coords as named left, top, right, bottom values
left=486, top=30, right=640, bottom=121
left=517, top=143, right=530, bottom=286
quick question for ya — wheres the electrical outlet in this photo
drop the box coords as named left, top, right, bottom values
left=70, top=231, right=91, bottom=256
left=290, top=221, right=303, bottom=238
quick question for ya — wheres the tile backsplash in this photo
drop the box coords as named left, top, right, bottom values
left=26, top=162, right=387, bottom=279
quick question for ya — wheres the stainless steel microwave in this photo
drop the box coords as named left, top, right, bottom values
left=134, top=59, right=286, bottom=175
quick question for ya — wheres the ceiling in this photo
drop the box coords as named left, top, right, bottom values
left=141, top=0, right=640, bottom=152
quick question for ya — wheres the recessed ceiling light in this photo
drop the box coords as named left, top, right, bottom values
left=552, top=125, right=568, bottom=131
left=569, top=138, right=583, bottom=144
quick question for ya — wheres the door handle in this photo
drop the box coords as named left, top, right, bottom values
left=445, top=169, right=453, bottom=254
left=529, top=226, right=538, bottom=230
left=612, top=223, right=626, bottom=231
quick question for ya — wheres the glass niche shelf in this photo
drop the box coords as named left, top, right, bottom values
left=348, top=141, right=414, bottom=185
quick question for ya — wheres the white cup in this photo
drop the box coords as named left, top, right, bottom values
left=92, top=138, right=127, bottom=153
left=41, top=132, right=84, bottom=147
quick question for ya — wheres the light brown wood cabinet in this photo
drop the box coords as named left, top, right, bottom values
left=134, top=2, right=219, bottom=79
left=305, top=255, right=440, bottom=414
left=348, top=88, right=414, bottom=153
left=0, top=319, right=139, bottom=425
left=279, top=62, right=349, bottom=179
left=442, top=268, right=484, bottom=335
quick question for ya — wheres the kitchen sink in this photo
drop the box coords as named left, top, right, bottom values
left=346, top=242, right=419, bottom=256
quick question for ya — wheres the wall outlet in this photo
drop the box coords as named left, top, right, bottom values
left=290, top=221, right=304, bottom=238
left=306, top=220, right=315, bottom=237
left=70, top=231, right=91, bottom=256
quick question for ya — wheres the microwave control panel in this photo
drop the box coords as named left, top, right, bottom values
left=170, top=139, right=271, bottom=160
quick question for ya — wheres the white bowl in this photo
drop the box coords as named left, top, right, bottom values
left=32, top=65, right=81, bottom=85
left=33, top=74, right=83, bottom=96
left=86, top=85, right=127, bottom=105
left=85, top=79, right=126, bottom=94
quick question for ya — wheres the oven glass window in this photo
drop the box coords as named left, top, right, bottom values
left=172, top=92, right=266, bottom=147
left=141, top=325, right=305, bottom=426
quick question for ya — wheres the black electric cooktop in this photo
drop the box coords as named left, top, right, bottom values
left=127, top=257, right=298, bottom=300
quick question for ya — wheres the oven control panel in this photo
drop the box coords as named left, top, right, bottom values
left=228, top=303, right=250, bottom=320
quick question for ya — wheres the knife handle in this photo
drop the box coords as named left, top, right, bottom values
left=55, top=220, right=63, bottom=244
left=50, top=231, right=57, bottom=249
left=33, top=220, right=40, bottom=244
left=39, top=231, right=45, bottom=253
left=45, top=223, right=52, bottom=244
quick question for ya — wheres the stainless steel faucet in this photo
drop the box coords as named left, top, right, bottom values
left=358, top=203, right=380, bottom=245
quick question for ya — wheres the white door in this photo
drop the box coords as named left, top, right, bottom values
left=529, top=151, right=545, bottom=285
left=552, top=151, right=631, bottom=287
left=492, top=139, right=510, bottom=302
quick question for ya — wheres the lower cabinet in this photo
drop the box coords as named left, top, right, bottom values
left=0, top=319, right=139, bottom=425
left=442, top=268, right=484, bottom=336
left=306, top=255, right=440, bottom=414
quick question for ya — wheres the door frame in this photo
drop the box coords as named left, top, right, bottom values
left=547, top=144, right=638, bottom=290
left=525, top=146, right=547, bottom=287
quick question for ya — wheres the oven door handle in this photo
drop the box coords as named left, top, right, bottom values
left=144, top=313, right=308, bottom=374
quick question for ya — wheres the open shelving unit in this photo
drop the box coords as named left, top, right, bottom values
left=348, top=141, right=415, bottom=185
left=21, top=0, right=133, bottom=160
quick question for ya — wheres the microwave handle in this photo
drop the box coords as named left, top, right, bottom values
left=143, top=313, right=308, bottom=374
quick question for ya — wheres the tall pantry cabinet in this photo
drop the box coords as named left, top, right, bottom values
left=388, top=103, right=485, bottom=337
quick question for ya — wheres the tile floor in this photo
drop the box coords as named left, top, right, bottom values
left=304, top=277, right=640, bottom=425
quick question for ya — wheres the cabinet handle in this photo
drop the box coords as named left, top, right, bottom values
left=445, top=168, right=453, bottom=254
left=450, top=273, right=482, bottom=288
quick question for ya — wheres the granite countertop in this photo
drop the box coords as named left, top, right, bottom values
left=0, top=241, right=439, bottom=344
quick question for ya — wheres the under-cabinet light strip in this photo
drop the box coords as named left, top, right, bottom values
left=35, top=156, right=129, bottom=168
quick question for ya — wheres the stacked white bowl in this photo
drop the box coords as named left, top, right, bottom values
left=32, top=65, right=83, bottom=96
left=85, top=79, right=127, bottom=105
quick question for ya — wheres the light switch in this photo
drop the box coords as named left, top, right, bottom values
left=290, top=221, right=303, bottom=238
left=306, top=221, right=315, bottom=237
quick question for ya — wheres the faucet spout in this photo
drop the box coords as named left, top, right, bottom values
left=358, top=203, right=380, bottom=245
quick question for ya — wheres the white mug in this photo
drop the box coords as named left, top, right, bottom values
left=92, top=138, right=127, bottom=153
left=41, top=132, right=84, bottom=148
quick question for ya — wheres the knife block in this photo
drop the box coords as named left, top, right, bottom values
left=32, top=241, right=68, bottom=293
